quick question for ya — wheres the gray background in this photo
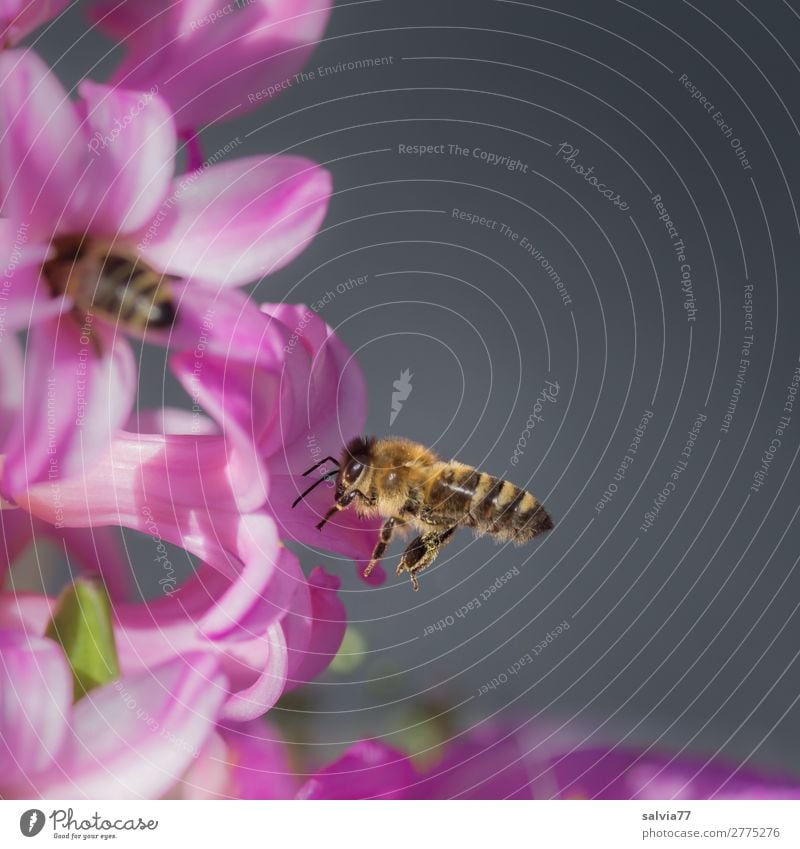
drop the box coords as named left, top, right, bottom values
left=28, top=0, right=800, bottom=776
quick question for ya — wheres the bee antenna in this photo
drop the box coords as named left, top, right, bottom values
left=300, top=456, right=340, bottom=477
left=291, top=471, right=337, bottom=509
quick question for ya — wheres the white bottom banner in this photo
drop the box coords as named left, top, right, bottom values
left=1, top=799, right=798, bottom=848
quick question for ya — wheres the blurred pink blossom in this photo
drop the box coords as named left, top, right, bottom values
left=298, top=735, right=800, bottom=800
left=90, top=0, right=332, bottom=132
left=175, top=729, right=800, bottom=800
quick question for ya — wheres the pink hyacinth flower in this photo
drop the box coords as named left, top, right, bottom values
left=90, top=0, right=332, bottom=132
left=0, top=629, right=225, bottom=799
left=0, top=48, right=331, bottom=495
left=1, top=0, right=68, bottom=46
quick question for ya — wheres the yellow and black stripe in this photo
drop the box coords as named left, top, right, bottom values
left=428, top=465, right=553, bottom=541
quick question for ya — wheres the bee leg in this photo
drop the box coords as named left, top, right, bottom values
left=364, top=517, right=401, bottom=580
left=398, top=527, right=457, bottom=591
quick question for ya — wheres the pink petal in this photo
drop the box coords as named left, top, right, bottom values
left=261, top=303, right=368, bottom=471
left=198, top=519, right=301, bottom=639
left=416, top=731, right=533, bottom=799
left=176, top=730, right=231, bottom=799
left=139, top=156, right=331, bottom=287
left=127, top=406, right=218, bottom=436
left=218, top=623, right=287, bottom=722
left=1, top=315, right=136, bottom=496
left=0, top=218, right=67, bottom=334
left=78, top=81, right=176, bottom=234
left=0, top=591, right=53, bottom=635
left=218, top=719, right=298, bottom=800
left=163, top=281, right=288, bottom=365
left=42, top=653, right=225, bottom=799
left=22, top=459, right=295, bottom=643
left=0, top=49, right=91, bottom=239
left=297, top=741, right=417, bottom=800
left=0, top=332, right=23, bottom=446
left=0, top=630, right=71, bottom=784
left=0, top=263, right=69, bottom=333
left=168, top=303, right=286, bottom=482
left=267, top=473, right=384, bottom=584
left=177, top=719, right=299, bottom=799
left=21, top=426, right=266, bottom=528
left=94, top=0, right=332, bottom=131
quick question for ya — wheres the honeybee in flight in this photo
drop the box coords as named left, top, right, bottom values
left=293, top=436, right=554, bottom=591
left=43, top=236, right=176, bottom=332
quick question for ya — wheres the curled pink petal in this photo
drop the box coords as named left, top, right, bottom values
left=112, top=548, right=307, bottom=721
left=0, top=220, right=67, bottom=334
left=168, top=290, right=288, bottom=469
left=198, top=522, right=302, bottom=639
left=139, top=156, right=331, bottom=287
left=218, top=623, right=287, bottom=722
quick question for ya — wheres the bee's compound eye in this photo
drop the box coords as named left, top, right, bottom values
left=343, top=457, right=365, bottom=486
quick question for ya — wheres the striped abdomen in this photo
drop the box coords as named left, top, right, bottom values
left=427, top=463, right=553, bottom=542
